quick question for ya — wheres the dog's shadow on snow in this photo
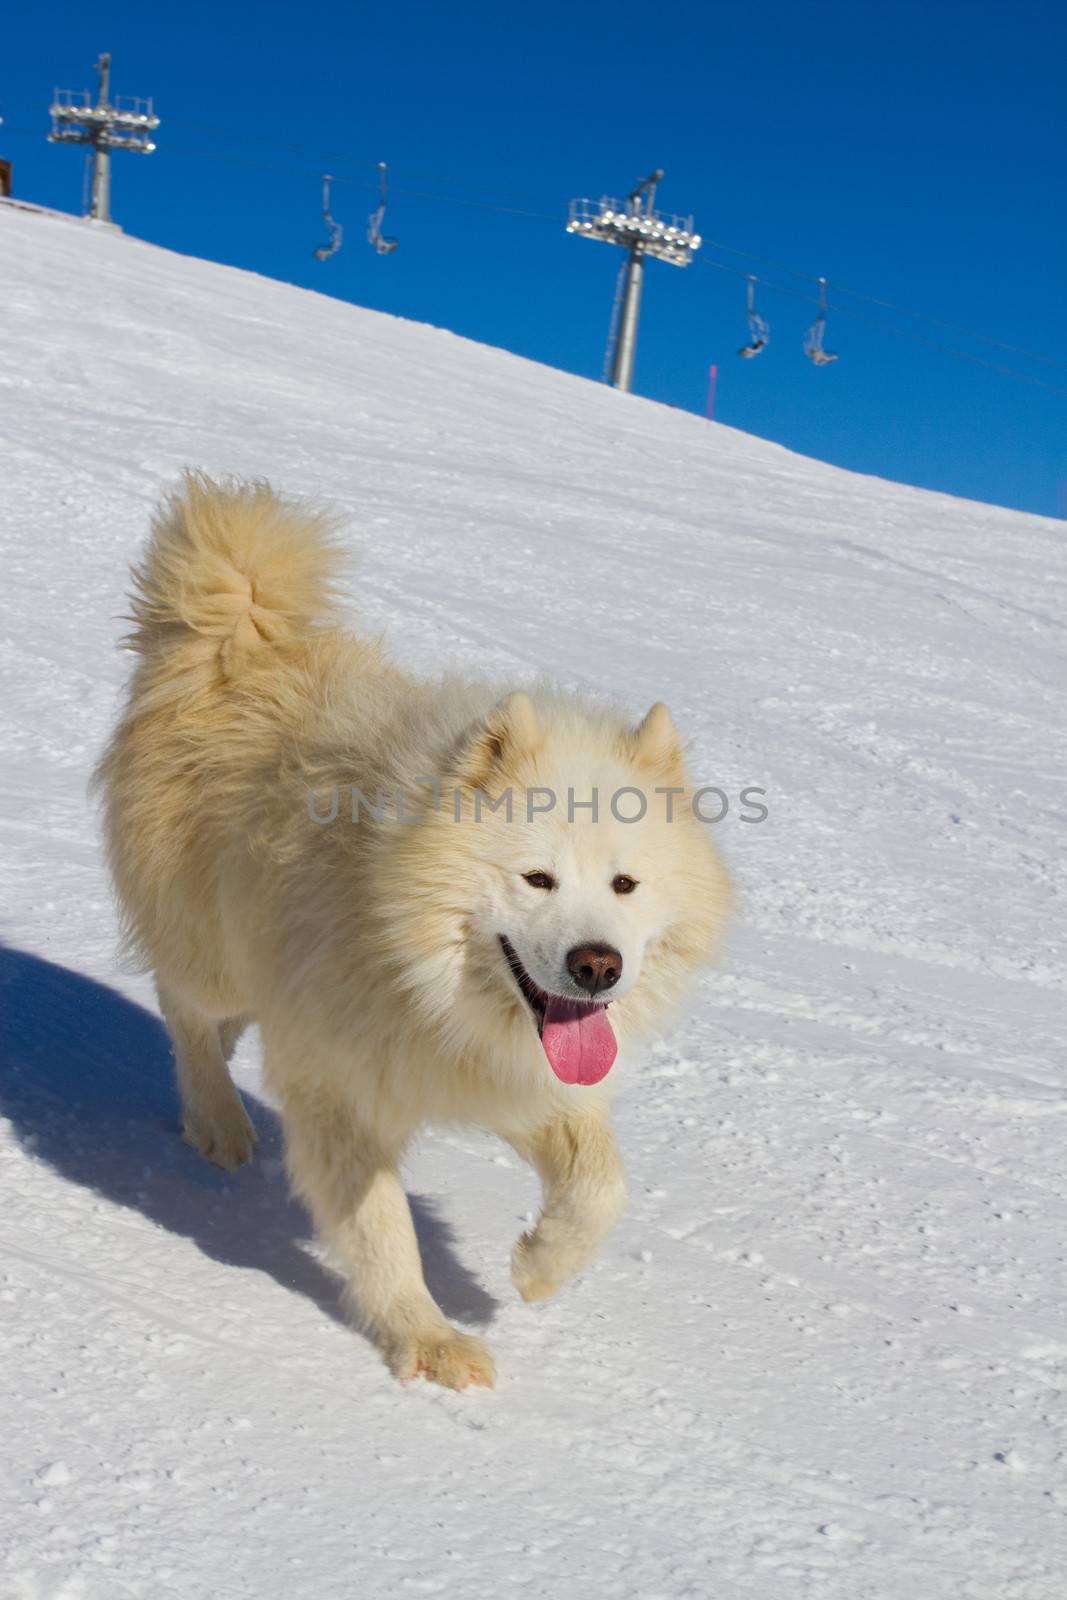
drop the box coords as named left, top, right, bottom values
left=0, top=946, right=498, bottom=1335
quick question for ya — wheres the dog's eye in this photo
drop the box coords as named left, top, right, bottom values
left=522, top=870, right=556, bottom=891
left=612, top=874, right=638, bottom=895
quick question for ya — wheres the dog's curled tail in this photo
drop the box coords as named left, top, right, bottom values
left=126, top=472, right=344, bottom=681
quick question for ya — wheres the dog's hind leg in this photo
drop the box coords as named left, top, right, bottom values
left=281, top=1086, right=495, bottom=1391
left=509, top=1110, right=628, bottom=1303
left=218, top=1015, right=250, bottom=1064
left=157, top=984, right=258, bottom=1172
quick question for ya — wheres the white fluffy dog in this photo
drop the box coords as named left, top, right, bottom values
left=96, top=475, right=731, bottom=1388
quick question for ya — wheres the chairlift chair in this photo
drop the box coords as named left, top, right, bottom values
left=313, top=174, right=343, bottom=261
left=367, top=161, right=399, bottom=255
left=738, top=274, right=770, bottom=358
left=804, top=276, right=839, bottom=364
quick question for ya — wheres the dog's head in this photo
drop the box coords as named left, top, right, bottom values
left=380, top=691, right=731, bottom=1089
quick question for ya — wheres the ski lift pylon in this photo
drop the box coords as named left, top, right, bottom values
left=367, top=161, right=398, bottom=255
left=804, top=276, right=839, bottom=365
left=313, top=174, right=343, bottom=262
left=738, top=274, right=770, bottom=358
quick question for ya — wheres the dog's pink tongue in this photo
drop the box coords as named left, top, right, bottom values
left=541, top=998, right=617, bottom=1085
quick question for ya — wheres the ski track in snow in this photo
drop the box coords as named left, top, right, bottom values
left=1, top=201, right=1065, bottom=1598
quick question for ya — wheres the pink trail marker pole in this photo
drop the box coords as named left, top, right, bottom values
left=706, top=363, right=718, bottom=421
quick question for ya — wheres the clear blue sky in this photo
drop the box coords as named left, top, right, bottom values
left=4, top=0, right=1065, bottom=516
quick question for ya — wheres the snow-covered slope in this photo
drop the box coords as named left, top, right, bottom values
left=1, top=200, right=1065, bottom=1600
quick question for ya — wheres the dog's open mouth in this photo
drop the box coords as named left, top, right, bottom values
left=499, top=935, right=618, bottom=1086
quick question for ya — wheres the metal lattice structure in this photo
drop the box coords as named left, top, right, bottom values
left=48, top=54, right=159, bottom=225
left=567, top=171, right=701, bottom=392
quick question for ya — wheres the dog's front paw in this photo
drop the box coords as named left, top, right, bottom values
left=387, top=1328, right=496, bottom=1391
left=511, top=1229, right=567, bottom=1303
left=182, top=1099, right=258, bottom=1171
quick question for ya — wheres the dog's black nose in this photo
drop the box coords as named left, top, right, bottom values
left=567, top=943, right=623, bottom=995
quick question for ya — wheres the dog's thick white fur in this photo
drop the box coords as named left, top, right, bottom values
left=96, top=475, right=731, bottom=1389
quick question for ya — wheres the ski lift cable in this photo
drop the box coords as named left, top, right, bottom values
left=698, top=254, right=1067, bottom=396
left=98, top=118, right=1066, bottom=367
left=323, top=161, right=559, bottom=221
left=9, top=87, right=1067, bottom=361
left=697, top=232, right=1063, bottom=368
left=177, top=132, right=1067, bottom=387
left=824, top=299, right=1067, bottom=394
left=162, top=114, right=567, bottom=209
left=159, top=139, right=560, bottom=221
left=268, top=138, right=1067, bottom=369
left=21, top=99, right=1059, bottom=386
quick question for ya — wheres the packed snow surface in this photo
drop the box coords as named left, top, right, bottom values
left=1, top=200, right=1065, bottom=1599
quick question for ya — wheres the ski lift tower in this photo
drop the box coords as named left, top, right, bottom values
left=48, top=53, right=159, bottom=226
left=567, top=170, right=701, bottom=393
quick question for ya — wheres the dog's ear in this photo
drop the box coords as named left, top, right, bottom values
left=456, top=692, right=542, bottom=785
left=627, top=702, right=685, bottom=781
